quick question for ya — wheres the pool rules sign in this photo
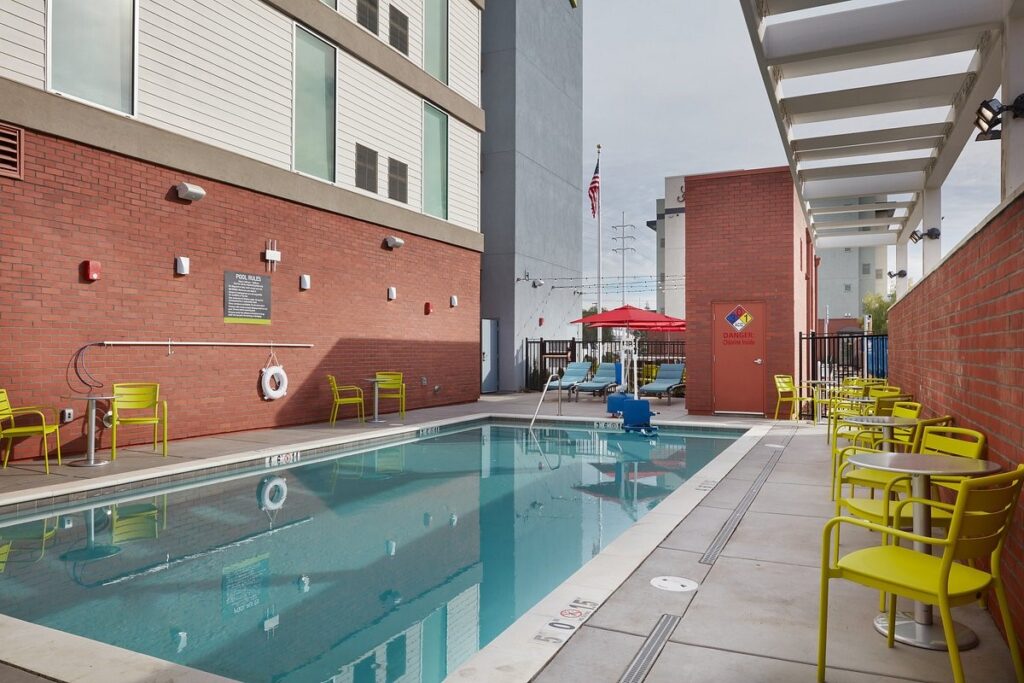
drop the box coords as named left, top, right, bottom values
left=224, top=271, right=271, bottom=325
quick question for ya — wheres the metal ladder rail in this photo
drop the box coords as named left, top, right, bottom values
left=530, top=373, right=563, bottom=430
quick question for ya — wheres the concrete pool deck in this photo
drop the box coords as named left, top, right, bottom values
left=0, top=393, right=1018, bottom=682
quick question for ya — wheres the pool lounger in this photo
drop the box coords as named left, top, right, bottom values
left=638, top=363, right=685, bottom=405
left=572, top=363, right=619, bottom=401
left=544, top=362, right=591, bottom=396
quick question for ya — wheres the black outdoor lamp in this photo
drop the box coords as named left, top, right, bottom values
left=887, top=270, right=907, bottom=279
left=974, top=95, right=1024, bottom=141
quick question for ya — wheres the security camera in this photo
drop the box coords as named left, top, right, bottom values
left=175, top=182, right=206, bottom=202
left=384, top=235, right=405, bottom=249
left=532, top=278, right=544, bottom=288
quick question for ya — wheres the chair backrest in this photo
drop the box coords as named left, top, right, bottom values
left=111, top=507, right=159, bottom=544
left=920, top=426, right=986, bottom=460
left=868, top=385, right=900, bottom=397
left=944, top=465, right=1024, bottom=565
left=113, top=383, right=159, bottom=410
left=774, top=375, right=795, bottom=393
left=563, top=362, right=592, bottom=377
left=655, top=364, right=684, bottom=382
left=907, top=415, right=954, bottom=451
left=327, top=374, right=340, bottom=398
left=593, top=363, right=617, bottom=381
left=0, top=390, right=12, bottom=423
left=375, top=371, right=404, bottom=389
left=890, top=402, right=922, bottom=419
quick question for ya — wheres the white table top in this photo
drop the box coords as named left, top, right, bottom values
left=847, top=452, right=1001, bottom=477
left=842, top=415, right=920, bottom=427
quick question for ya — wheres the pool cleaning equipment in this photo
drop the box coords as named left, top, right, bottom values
left=607, top=391, right=628, bottom=417
left=622, top=399, right=657, bottom=435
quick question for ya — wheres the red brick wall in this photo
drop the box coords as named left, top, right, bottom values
left=888, top=192, right=1024, bottom=648
left=0, top=128, right=481, bottom=460
left=684, top=167, right=808, bottom=416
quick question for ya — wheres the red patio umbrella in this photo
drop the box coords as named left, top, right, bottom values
left=572, top=304, right=685, bottom=329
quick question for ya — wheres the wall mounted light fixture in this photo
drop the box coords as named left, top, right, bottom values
left=383, top=235, right=405, bottom=249
left=175, top=182, right=206, bottom=201
left=299, top=274, right=311, bottom=290
left=973, top=95, right=1024, bottom=141
left=887, top=269, right=907, bottom=279
left=387, top=286, right=397, bottom=301
left=450, top=295, right=458, bottom=307
left=174, top=256, right=190, bottom=275
left=908, top=227, right=941, bottom=244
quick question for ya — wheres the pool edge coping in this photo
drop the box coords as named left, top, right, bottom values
left=0, top=413, right=770, bottom=683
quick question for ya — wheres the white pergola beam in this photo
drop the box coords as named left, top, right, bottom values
left=809, top=201, right=914, bottom=215
left=792, top=123, right=951, bottom=152
left=800, top=158, right=931, bottom=182
left=795, top=137, right=941, bottom=161
left=803, top=171, right=926, bottom=199
left=816, top=233, right=898, bottom=248
left=782, top=73, right=969, bottom=124
left=762, top=0, right=848, bottom=15
left=812, top=218, right=905, bottom=230
left=764, top=0, right=1003, bottom=78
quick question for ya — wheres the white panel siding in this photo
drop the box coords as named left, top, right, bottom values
left=337, top=50, right=423, bottom=210
left=0, top=0, right=45, bottom=88
left=448, top=0, right=479, bottom=105
left=448, top=116, right=479, bottom=230
left=446, top=585, right=480, bottom=673
left=136, top=0, right=292, bottom=168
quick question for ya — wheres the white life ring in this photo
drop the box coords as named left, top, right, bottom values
left=258, top=476, right=287, bottom=511
left=261, top=365, right=288, bottom=400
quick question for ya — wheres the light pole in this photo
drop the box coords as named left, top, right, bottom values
left=611, top=212, right=636, bottom=306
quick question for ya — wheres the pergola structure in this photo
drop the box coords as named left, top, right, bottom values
left=739, top=0, right=1023, bottom=298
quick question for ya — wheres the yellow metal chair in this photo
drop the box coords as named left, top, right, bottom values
left=920, top=427, right=987, bottom=495
left=818, top=465, right=1024, bottom=683
left=376, top=445, right=405, bottom=475
left=774, top=375, right=810, bottom=420
left=327, top=375, right=365, bottom=425
left=111, top=497, right=164, bottom=544
left=3, top=518, right=57, bottom=563
left=375, top=371, right=406, bottom=419
left=111, top=383, right=168, bottom=460
left=0, top=390, right=62, bottom=474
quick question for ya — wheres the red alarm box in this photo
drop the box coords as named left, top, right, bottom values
left=82, top=260, right=101, bottom=281
left=424, top=302, right=433, bottom=315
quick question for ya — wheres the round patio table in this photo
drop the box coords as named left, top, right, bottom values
left=363, top=378, right=386, bottom=423
left=840, top=415, right=920, bottom=451
left=846, top=451, right=1000, bottom=650
left=803, top=380, right=832, bottom=424
left=62, top=394, right=116, bottom=467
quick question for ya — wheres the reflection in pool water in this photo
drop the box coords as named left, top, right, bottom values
left=0, top=423, right=741, bottom=682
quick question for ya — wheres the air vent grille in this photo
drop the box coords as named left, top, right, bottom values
left=0, top=123, right=23, bottom=180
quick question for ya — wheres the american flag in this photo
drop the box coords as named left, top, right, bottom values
left=588, top=158, right=601, bottom=218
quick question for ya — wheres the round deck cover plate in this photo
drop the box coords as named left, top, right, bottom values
left=651, top=576, right=698, bottom=592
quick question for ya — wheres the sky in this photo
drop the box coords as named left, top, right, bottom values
left=578, top=0, right=1002, bottom=310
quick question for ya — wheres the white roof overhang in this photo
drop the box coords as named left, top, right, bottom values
left=739, top=0, right=1006, bottom=247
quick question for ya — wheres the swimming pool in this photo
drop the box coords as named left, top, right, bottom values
left=0, top=420, right=742, bottom=682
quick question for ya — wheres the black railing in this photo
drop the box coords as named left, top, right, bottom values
left=798, top=331, right=888, bottom=384
left=524, top=338, right=686, bottom=391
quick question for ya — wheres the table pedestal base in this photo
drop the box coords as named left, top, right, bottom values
left=873, top=612, right=979, bottom=651
left=68, top=458, right=110, bottom=467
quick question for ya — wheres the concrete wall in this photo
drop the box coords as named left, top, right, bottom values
left=684, top=167, right=810, bottom=416
left=480, top=0, right=582, bottom=391
left=662, top=176, right=686, bottom=319
left=0, top=129, right=480, bottom=460
left=888, top=191, right=1024, bottom=651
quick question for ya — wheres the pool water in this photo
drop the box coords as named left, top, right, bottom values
left=0, top=422, right=741, bottom=682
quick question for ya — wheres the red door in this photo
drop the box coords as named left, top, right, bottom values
left=712, top=301, right=766, bottom=415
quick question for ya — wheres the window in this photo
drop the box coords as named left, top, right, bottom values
left=423, top=103, right=448, bottom=219
left=844, top=284, right=852, bottom=293
left=425, top=0, right=448, bottom=83
left=357, top=0, right=379, bottom=34
left=319, top=0, right=336, bottom=8
left=875, top=268, right=884, bottom=280
left=389, top=6, right=409, bottom=55
left=0, top=124, right=23, bottom=180
left=355, top=144, right=378, bottom=192
left=50, top=0, right=135, bottom=113
left=388, top=158, right=408, bottom=203
left=861, top=262, right=870, bottom=275
left=844, top=247, right=852, bottom=252
left=659, top=238, right=665, bottom=248
left=294, top=28, right=336, bottom=182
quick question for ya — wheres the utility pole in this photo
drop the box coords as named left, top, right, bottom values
left=611, top=212, right=636, bottom=306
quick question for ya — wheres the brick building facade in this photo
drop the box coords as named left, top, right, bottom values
left=683, top=167, right=815, bottom=416
left=0, top=130, right=481, bottom=460
left=888, top=190, right=1024, bottom=649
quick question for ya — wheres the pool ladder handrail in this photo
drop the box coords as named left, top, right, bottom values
left=528, top=428, right=562, bottom=470
left=529, top=373, right=563, bottom=430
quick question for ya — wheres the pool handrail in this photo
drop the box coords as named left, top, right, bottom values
left=530, top=374, right=563, bottom=430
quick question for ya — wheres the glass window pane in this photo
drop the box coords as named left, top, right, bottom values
left=294, top=28, right=336, bottom=182
left=319, top=0, right=337, bottom=8
left=357, top=0, right=379, bottom=34
left=424, top=0, right=448, bottom=83
left=355, top=144, right=378, bottom=193
left=423, top=104, right=448, bottom=219
left=51, top=0, right=134, bottom=113
left=388, top=158, right=408, bottom=203
left=389, top=7, right=409, bottom=55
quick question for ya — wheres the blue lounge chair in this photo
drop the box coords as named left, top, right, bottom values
left=572, top=363, right=618, bottom=401
left=544, top=362, right=591, bottom=395
left=638, top=363, right=685, bottom=404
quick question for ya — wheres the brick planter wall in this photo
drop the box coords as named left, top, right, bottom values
left=0, top=129, right=481, bottom=460
left=888, top=191, right=1024, bottom=648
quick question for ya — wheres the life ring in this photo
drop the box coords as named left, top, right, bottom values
left=258, top=476, right=287, bottom=511
left=261, top=365, right=288, bottom=400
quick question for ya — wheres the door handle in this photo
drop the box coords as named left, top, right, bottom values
left=753, top=358, right=763, bottom=365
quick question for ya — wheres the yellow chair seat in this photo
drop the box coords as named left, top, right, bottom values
left=838, top=545, right=991, bottom=603
left=843, top=497, right=952, bottom=525
left=113, top=416, right=160, bottom=425
left=1, top=424, right=59, bottom=437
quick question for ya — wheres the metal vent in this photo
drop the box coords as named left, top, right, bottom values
left=0, top=123, right=23, bottom=180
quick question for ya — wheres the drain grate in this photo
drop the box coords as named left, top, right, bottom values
left=699, top=430, right=794, bottom=566
left=619, top=614, right=681, bottom=683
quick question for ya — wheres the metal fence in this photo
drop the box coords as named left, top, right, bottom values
left=798, top=331, right=889, bottom=386
left=524, top=338, right=686, bottom=391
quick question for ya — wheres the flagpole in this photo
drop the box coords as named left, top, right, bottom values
left=596, top=144, right=603, bottom=358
